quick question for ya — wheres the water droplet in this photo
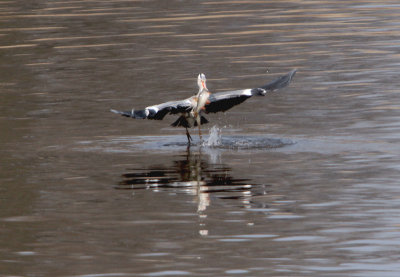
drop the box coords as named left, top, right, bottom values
left=205, top=125, right=221, bottom=147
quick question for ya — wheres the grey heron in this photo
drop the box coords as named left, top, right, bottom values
left=110, top=69, right=296, bottom=144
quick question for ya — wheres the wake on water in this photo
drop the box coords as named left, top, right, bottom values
left=75, top=125, right=293, bottom=153
left=202, top=125, right=293, bottom=149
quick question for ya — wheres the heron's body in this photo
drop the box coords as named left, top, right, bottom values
left=111, top=69, right=296, bottom=144
left=194, top=90, right=210, bottom=114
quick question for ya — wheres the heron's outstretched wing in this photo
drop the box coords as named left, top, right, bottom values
left=205, top=69, right=296, bottom=114
left=205, top=89, right=253, bottom=113
left=111, top=97, right=195, bottom=120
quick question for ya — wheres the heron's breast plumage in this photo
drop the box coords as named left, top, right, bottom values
left=195, top=91, right=210, bottom=113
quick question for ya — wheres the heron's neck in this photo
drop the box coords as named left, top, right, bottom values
left=197, top=88, right=208, bottom=96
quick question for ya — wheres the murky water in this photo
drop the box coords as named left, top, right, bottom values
left=2, top=0, right=400, bottom=276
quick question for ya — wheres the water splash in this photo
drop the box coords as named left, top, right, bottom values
left=75, top=131, right=294, bottom=153
left=205, top=125, right=222, bottom=147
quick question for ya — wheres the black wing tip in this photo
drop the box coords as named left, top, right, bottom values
left=110, top=109, right=123, bottom=114
left=284, top=68, right=297, bottom=85
left=289, top=68, right=297, bottom=79
left=110, top=109, right=131, bottom=117
left=259, top=68, right=297, bottom=92
left=276, top=68, right=297, bottom=85
left=110, top=108, right=148, bottom=119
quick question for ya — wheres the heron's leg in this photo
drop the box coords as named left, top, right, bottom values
left=198, top=126, right=202, bottom=141
left=196, top=115, right=202, bottom=141
left=185, top=127, right=192, bottom=144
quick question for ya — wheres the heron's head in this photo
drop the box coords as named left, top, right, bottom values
left=197, top=73, right=207, bottom=92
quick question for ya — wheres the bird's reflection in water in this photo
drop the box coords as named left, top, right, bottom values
left=117, top=148, right=271, bottom=215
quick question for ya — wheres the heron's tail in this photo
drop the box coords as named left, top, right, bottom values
left=171, top=115, right=209, bottom=128
left=110, top=109, right=147, bottom=119
left=198, top=116, right=209, bottom=126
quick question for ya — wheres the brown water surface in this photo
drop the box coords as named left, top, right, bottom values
left=1, top=1, right=400, bottom=276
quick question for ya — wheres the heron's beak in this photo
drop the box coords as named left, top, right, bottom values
left=201, top=80, right=207, bottom=90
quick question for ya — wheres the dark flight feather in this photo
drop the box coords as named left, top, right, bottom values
left=204, top=69, right=296, bottom=114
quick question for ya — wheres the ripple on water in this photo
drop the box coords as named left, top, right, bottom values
left=142, top=271, right=191, bottom=276
left=75, top=126, right=294, bottom=153
left=214, top=136, right=294, bottom=149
